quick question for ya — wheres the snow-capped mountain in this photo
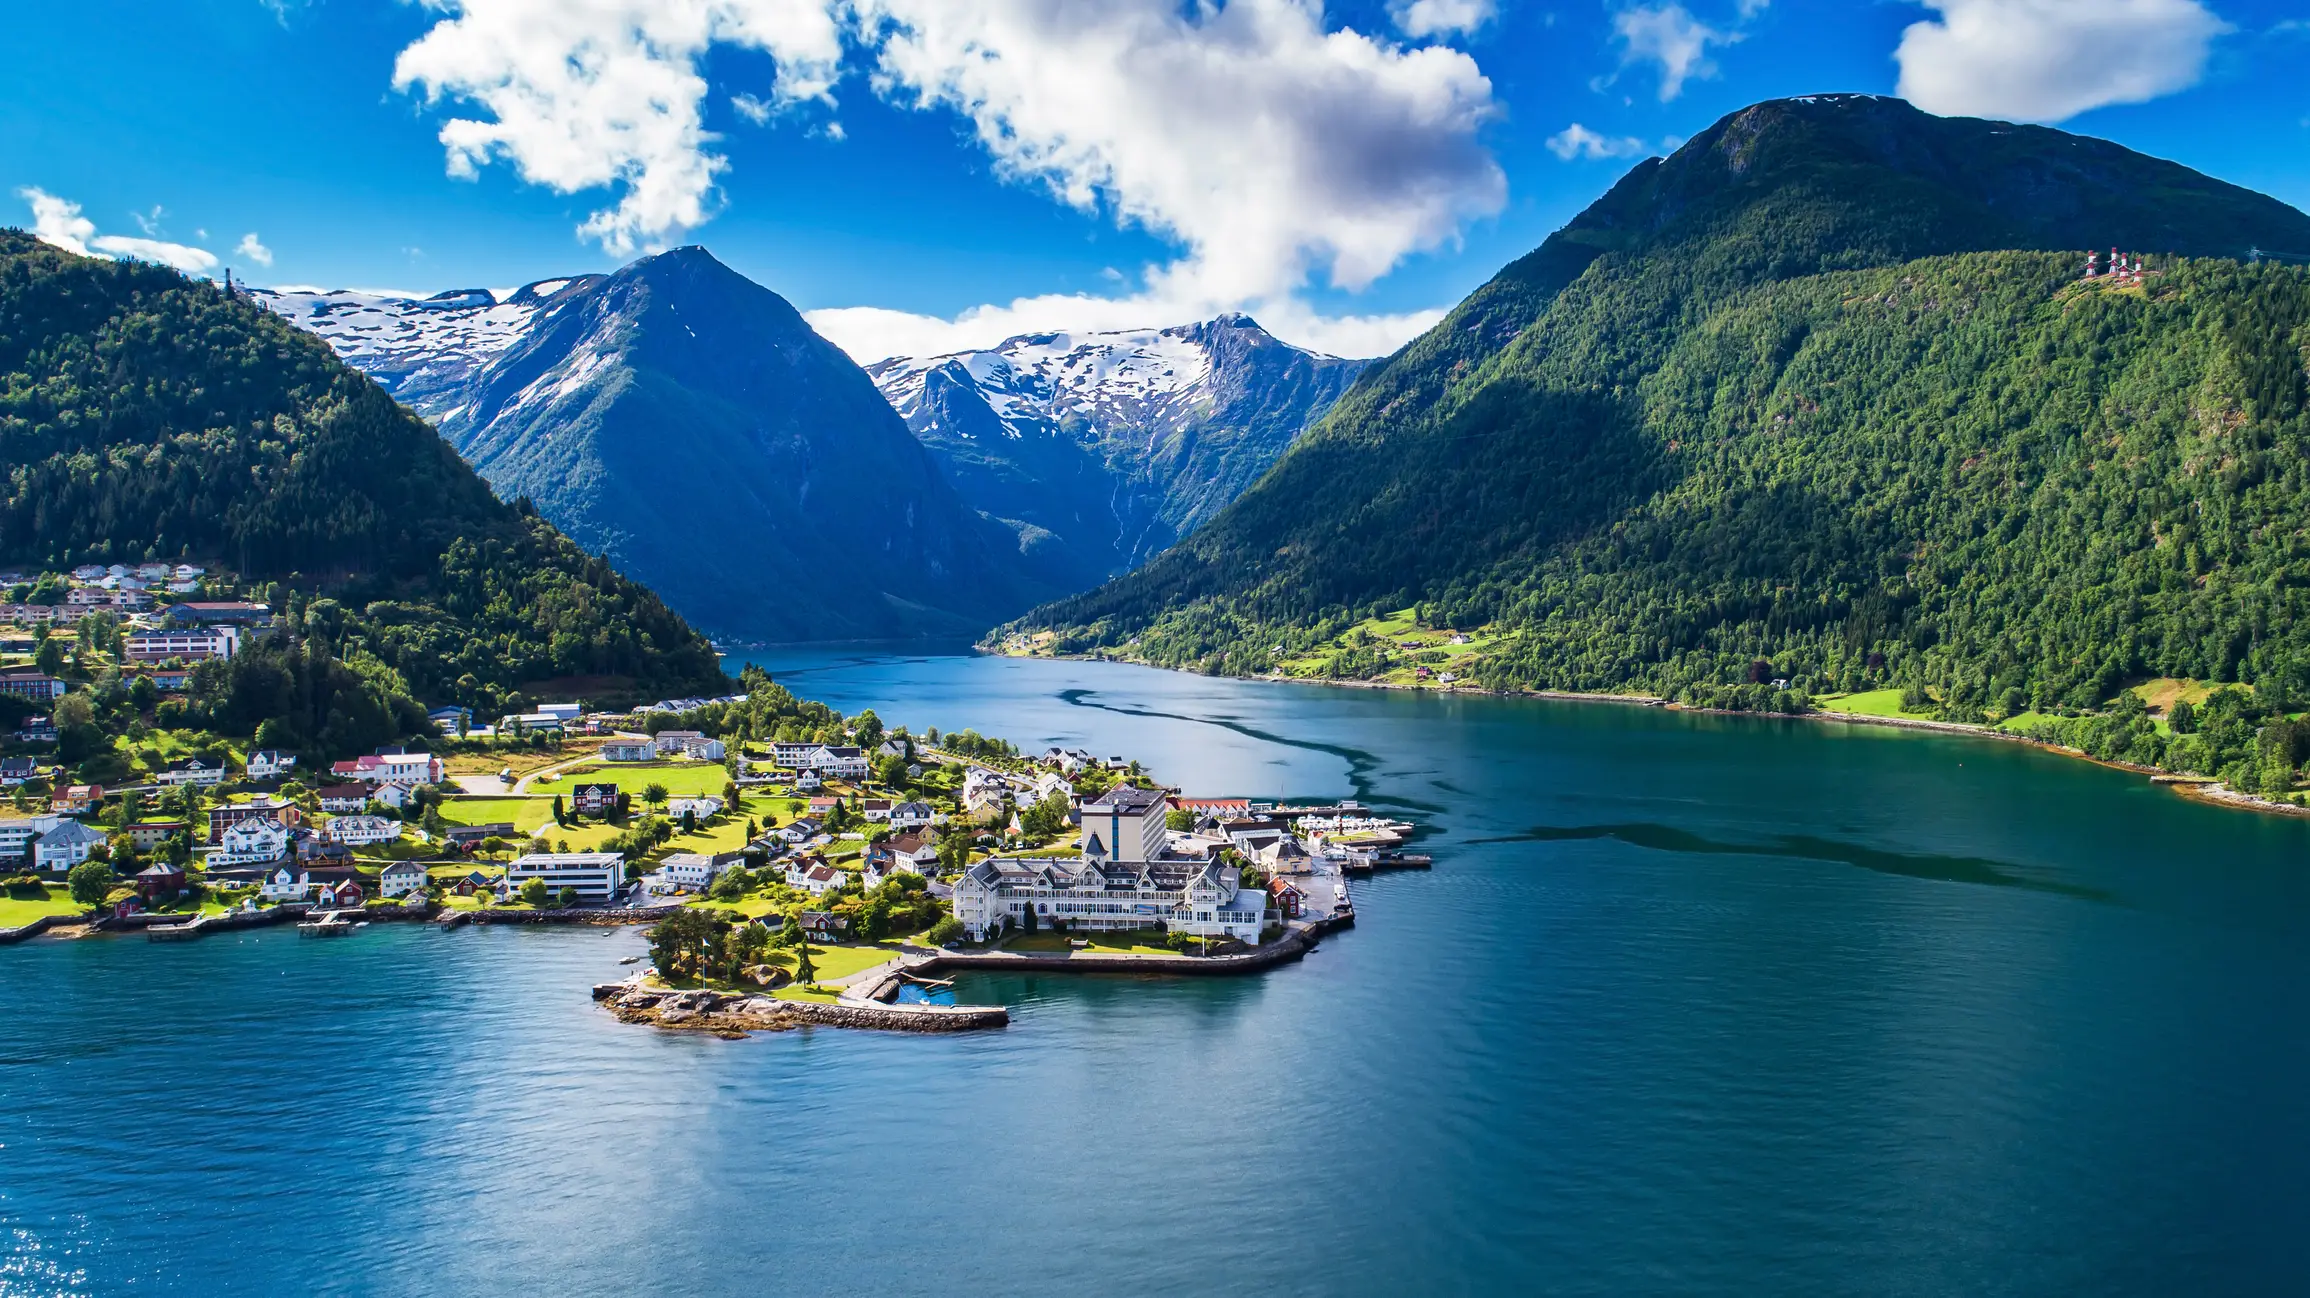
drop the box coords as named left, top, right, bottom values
left=258, top=251, right=1063, bottom=643
left=868, top=316, right=1370, bottom=584
left=255, top=278, right=600, bottom=417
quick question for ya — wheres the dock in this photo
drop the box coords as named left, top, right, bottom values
left=297, top=910, right=359, bottom=937
left=146, top=913, right=214, bottom=942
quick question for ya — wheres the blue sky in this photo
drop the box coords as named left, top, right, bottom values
left=5, top=0, right=2307, bottom=360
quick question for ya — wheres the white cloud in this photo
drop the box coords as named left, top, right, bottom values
left=388, top=1, right=1503, bottom=366
left=88, top=235, right=219, bottom=274
left=1612, top=4, right=1733, bottom=101
left=235, top=232, right=275, bottom=266
left=1546, top=122, right=1650, bottom=160
left=1895, top=0, right=2229, bottom=123
left=856, top=0, right=1504, bottom=308
left=1390, top=0, right=1495, bottom=38
left=16, top=188, right=218, bottom=273
left=131, top=204, right=166, bottom=236
left=391, top=0, right=847, bottom=255
left=19, top=187, right=96, bottom=255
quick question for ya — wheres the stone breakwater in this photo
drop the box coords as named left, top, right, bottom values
left=591, top=983, right=1010, bottom=1036
left=438, top=907, right=667, bottom=928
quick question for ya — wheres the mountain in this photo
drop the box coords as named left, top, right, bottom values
left=262, top=248, right=1058, bottom=643
left=1003, top=94, right=2310, bottom=719
left=865, top=316, right=1369, bottom=587
left=0, top=228, right=726, bottom=739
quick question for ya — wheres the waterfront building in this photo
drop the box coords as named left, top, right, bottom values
left=952, top=853, right=1271, bottom=944
left=505, top=852, right=623, bottom=902
left=646, top=851, right=722, bottom=895
left=379, top=860, right=429, bottom=898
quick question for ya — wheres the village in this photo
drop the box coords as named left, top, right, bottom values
left=0, top=560, right=1419, bottom=999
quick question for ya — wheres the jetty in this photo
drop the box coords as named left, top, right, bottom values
left=298, top=910, right=359, bottom=937
left=146, top=913, right=216, bottom=942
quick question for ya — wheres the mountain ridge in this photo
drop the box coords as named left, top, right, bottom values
left=1000, top=95, right=2310, bottom=727
left=269, top=248, right=1064, bottom=643
left=867, top=314, right=1369, bottom=588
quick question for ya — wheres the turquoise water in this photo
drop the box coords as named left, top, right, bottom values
left=8, top=652, right=2310, bottom=1295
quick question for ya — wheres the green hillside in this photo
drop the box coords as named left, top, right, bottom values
left=0, top=229, right=726, bottom=727
left=1002, top=96, right=2310, bottom=783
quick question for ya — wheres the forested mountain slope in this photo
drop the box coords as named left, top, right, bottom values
left=0, top=229, right=726, bottom=738
left=267, top=248, right=1065, bottom=643
left=867, top=315, right=1367, bottom=588
left=1005, top=95, right=2310, bottom=716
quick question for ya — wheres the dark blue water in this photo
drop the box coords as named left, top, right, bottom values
left=8, top=652, right=2310, bottom=1295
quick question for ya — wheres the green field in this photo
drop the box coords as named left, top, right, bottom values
left=0, top=887, right=83, bottom=927
left=534, top=763, right=732, bottom=798
left=1813, top=689, right=1921, bottom=719
left=436, top=796, right=556, bottom=832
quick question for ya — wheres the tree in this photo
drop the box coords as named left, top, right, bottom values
left=555, top=886, right=578, bottom=908
left=1021, top=793, right=1069, bottom=838
left=926, top=915, right=964, bottom=945
left=1165, top=807, right=1196, bottom=832
left=646, top=907, right=727, bottom=981
left=1021, top=902, right=1039, bottom=934
left=519, top=877, right=548, bottom=907
left=642, top=782, right=668, bottom=807
left=66, top=860, right=115, bottom=907
left=794, top=934, right=817, bottom=984
left=551, top=794, right=565, bottom=825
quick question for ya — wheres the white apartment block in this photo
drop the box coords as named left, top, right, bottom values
left=505, top=852, right=624, bottom=902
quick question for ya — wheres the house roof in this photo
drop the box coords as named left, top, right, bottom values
left=1084, top=785, right=1165, bottom=814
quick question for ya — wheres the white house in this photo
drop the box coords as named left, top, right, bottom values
left=794, top=771, right=824, bottom=793
left=504, top=852, right=623, bottom=902
left=373, top=779, right=420, bottom=811
left=246, top=749, right=296, bottom=781
left=890, top=800, right=937, bottom=830
left=783, top=859, right=843, bottom=896
left=326, top=815, right=399, bottom=846
left=259, top=864, right=309, bottom=901
left=646, top=851, right=723, bottom=895
left=156, top=756, right=229, bottom=788
left=1033, top=772, right=1076, bottom=803
left=860, top=799, right=892, bottom=823
left=379, top=860, right=429, bottom=898
left=34, top=819, right=106, bottom=871
left=599, top=739, right=654, bottom=762
left=212, top=817, right=290, bottom=866
left=666, top=796, right=724, bottom=823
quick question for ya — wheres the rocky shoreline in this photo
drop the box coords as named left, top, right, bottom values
left=592, top=982, right=1010, bottom=1036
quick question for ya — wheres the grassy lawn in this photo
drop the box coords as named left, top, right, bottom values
left=1813, top=689, right=1924, bottom=719
left=436, top=796, right=557, bottom=832
left=0, top=887, right=84, bottom=927
left=768, top=943, right=897, bottom=981
left=1002, top=930, right=1176, bottom=955
left=538, top=763, right=731, bottom=798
